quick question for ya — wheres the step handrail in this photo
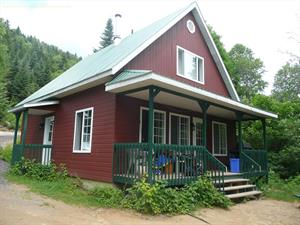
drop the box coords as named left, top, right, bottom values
left=241, top=151, right=262, bottom=171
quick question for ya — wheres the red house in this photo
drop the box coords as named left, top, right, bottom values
left=10, top=2, right=277, bottom=199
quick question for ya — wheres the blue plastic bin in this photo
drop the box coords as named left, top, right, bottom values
left=230, top=158, right=240, bottom=173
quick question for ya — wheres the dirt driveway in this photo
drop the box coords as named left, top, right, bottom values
left=0, top=160, right=299, bottom=225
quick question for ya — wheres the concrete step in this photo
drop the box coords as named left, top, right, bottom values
left=223, top=184, right=256, bottom=192
left=226, top=190, right=262, bottom=199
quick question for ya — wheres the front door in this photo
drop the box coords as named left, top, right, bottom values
left=42, top=116, right=54, bottom=165
left=192, top=117, right=203, bottom=146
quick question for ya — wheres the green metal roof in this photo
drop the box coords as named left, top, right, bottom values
left=107, top=70, right=151, bottom=85
left=15, top=4, right=192, bottom=107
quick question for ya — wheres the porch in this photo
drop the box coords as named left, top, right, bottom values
left=106, top=71, right=275, bottom=187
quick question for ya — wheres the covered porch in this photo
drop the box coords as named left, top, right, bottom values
left=106, top=71, right=276, bottom=188
left=10, top=101, right=58, bottom=165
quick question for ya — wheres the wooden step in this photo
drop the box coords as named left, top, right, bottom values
left=223, top=184, right=256, bottom=192
left=226, top=190, right=262, bottom=199
left=214, top=178, right=249, bottom=184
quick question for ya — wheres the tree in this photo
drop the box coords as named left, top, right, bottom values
left=229, top=44, right=267, bottom=100
left=0, top=20, right=9, bottom=123
left=94, top=18, right=114, bottom=52
left=208, top=26, right=235, bottom=82
left=272, top=62, right=300, bottom=101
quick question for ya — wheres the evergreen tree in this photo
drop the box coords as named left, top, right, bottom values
left=94, top=18, right=114, bottom=52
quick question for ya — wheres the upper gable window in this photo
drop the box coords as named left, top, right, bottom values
left=186, top=20, right=195, bottom=34
left=177, top=46, right=204, bottom=84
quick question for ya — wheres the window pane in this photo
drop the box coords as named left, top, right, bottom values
left=178, top=49, right=185, bottom=75
left=198, top=58, right=203, bottom=82
left=153, top=111, right=165, bottom=144
left=74, top=112, right=83, bottom=150
left=213, top=123, right=220, bottom=154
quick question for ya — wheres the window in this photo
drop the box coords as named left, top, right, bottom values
left=73, top=107, right=94, bottom=153
left=140, top=107, right=166, bottom=144
left=212, top=121, right=227, bottom=156
left=169, top=113, right=190, bottom=145
left=186, top=20, right=195, bottom=34
left=193, top=118, right=203, bottom=146
left=177, top=46, right=204, bottom=83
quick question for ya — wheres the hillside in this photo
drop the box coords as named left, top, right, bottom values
left=0, top=18, right=80, bottom=128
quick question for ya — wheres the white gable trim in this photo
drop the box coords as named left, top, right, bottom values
left=111, top=2, right=240, bottom=101
left=9, top=101, right=60, bottom=113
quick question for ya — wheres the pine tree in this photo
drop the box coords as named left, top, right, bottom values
left=94, top=18, right=114, bottom=52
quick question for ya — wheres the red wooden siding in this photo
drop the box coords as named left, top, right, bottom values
left=124, top=12, right=230, bottom=98
left=25, top=115, right=44, bottom=144
left=51, top=85, right=116, bottom=182
left=116, top=95, right=236, bottom=166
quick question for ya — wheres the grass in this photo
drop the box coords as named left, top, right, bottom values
left=0, top=144, right=12, bottom=162
left=259, top=172, right=300, bottom=202
left=6, top=173, right=122, bottom=208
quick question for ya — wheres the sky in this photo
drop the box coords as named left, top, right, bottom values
left=0, top=0, right=299, bottom=95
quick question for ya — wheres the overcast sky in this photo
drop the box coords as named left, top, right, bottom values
left=0, top=0, right=299, bottom=94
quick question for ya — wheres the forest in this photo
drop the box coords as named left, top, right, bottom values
left=0, top=18, right=299, bottom=179
left=0, top=19, right=80, bottom=128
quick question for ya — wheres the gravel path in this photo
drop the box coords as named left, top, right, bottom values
left=0, top=160, right=299, bottom=225
left=0, top=159, right=8, bottom=186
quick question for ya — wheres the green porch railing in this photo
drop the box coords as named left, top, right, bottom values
left=113, top=143, right=226, bottom=190
left=240, top=149, right=268, bottom=179
left=11, top=144, right=52, bottom=165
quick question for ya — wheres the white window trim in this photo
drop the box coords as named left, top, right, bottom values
left=139, top=107, right=166, bottom=144
left=73, top=107, right=94, bottom=153
left=169, top=112, right=191, bottom=145
left=176, top=45, right=205, bottom=85
left=212, top=121, right=227, bottom=156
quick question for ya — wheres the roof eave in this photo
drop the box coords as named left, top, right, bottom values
left=105, top=73, right=278, bottom=119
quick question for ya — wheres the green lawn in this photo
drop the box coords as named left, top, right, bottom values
left=5, top=174, right=121, bottom=208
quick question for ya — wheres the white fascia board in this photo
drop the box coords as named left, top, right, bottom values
left=105, top=73, right=278, bottom=119
left=191, top=5, right=240, bottom=101
left=9, top=101, right=60, bottom=113
left=111, top=3, right=197, bottom=74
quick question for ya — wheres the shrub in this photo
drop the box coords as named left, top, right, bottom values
left=0, top=144, right=12, bottom=162
left=122, top=177, right=231, bottom=214
left=10, top=158, right=68, bottom=181
left=89, top=186, right=124, bottom=207
left=185, top=176, right=231, bottom=208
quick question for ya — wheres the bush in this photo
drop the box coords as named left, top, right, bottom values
left=270, top=146, right=300, bottom=179
left=0, top=144, right=12, bottom=162
left=258, top=171, right=300, bottom=202
left=185, top=177, right=231, bottom=208
left=10, top=158, right=68, bottom=181
left=122, top=177, right=231, bottom=215
left=89, top=186, right=124, bottom=207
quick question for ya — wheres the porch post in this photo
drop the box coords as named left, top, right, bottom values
left=261, top=119, right=267, bottom=151
left=236, top=112, right=243, bottom=152
left=198, top=101, right=209, bottom=148
left=20, top=110, right=28, bottom=154
left=147, top=87, right=160, bottom=183
left=13, top=112, right=21, bottom=144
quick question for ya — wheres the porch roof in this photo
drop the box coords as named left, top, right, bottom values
left=105, top=71, right=277, bottom=120
left=9, top=100, right=59, bottom=114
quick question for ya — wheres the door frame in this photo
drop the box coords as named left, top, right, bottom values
left=139, top=107, right=166, bottom=144
left=42, top=116, right=54, bottom=165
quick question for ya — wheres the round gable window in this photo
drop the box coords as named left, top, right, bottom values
left=186, top=20, right=195, bottom=34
